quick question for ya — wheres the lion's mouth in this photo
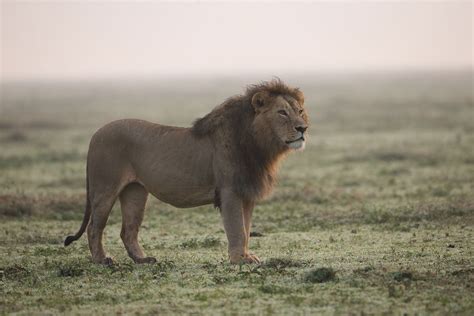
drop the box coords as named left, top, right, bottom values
left=285, top=136, right=305, bottom=144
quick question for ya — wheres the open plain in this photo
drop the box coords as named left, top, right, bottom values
left=0, top=72, right=473, bottom=315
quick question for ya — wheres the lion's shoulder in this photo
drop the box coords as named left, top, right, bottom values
left=191, top=96, right=245, bottom=137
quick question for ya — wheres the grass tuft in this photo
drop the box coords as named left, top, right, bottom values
left=262, top=258, right=310, bottom=270
left=304, top=267, right=337, bottom=283
left=57, top=264, right=84, bottom=277
left=180, top=236, right=222, bottom=249
left=391, top=271, right=415, bottom=282
left=1, top=264, right=31, bottom=280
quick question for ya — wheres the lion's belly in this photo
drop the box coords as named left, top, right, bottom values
left=134, top=160, right=216, bottom=208
left=149, top=186, right=215, bottom=208
left=138, top=168, right=216, bottom=208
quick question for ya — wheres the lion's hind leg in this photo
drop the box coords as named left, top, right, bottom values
left=119, top=182, right=155, bottom=264
left=87, top=194, right=117, bottom=265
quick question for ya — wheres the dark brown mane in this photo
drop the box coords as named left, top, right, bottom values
left=191, top=79, right=303, bottom=202
left=245, top=78, right=305, bottom=106
left=191, top=78, right=304, bottom=137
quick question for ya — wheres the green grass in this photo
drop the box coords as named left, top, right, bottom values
left=1, top=72, right=473, bottom=315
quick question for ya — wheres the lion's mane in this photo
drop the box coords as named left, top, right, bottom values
left=191, top=79, right=305, bottom=203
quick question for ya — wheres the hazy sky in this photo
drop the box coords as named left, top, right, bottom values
left=1, top=1, right=472, bottom=80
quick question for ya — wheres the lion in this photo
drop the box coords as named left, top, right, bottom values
left=64, top=79, right=308, bottom=265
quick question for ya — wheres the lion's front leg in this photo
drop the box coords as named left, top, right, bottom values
left=243, top=200, right=261, bottom=264
left=220, top=189, right=260, bottom=264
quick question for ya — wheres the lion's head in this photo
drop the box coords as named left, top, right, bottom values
left=192, top=79, right=308, bottom=201
left=247, top=81, right=308, bottom=152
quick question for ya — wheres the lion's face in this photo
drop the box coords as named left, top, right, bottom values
left=252, top=92, right=309, bottom=151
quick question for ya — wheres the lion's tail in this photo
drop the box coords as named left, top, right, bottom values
left=64, top=164, right=91, bottom=247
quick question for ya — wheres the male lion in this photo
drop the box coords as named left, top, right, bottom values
left=64, top=79, right=308, bottom=265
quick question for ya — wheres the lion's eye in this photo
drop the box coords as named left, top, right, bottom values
left=299, top=109, right=304, bottom=115
left=278, top=110, right=288, bottom=117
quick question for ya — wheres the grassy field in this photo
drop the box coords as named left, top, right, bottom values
left=1, top=72, right=473, bottom=315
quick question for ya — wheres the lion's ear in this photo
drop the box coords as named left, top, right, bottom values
left=251, top=91, right=270, bottom=112
left=295, top=89, right=305, bottom=106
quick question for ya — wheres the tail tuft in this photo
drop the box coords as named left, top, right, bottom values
left=64, top=235, right=77, bottom=247
left=64, top=159, right=91, bottom=247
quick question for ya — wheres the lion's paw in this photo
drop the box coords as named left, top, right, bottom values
left=230, top=253, right=261, bottom=264
left=246, top=253, right=261, bottom=264
left=101, top=257, right=115, bottom=266
left=134, top=256, right=157, bottom=264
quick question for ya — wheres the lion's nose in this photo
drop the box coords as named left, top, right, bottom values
left=295, top=125, right=308, bottom=134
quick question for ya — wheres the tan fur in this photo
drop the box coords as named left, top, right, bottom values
left=64, top=79, right=309, bottom=265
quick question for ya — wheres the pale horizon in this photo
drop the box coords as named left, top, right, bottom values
left=1, top=1, right=472, bottom=81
